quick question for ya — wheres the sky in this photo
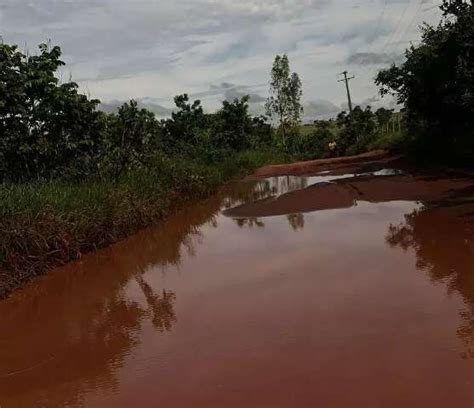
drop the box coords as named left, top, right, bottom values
left=0, top=0, right=443, bottom=119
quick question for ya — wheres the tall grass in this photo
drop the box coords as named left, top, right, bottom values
left=0, top=149, right=280, bottom=298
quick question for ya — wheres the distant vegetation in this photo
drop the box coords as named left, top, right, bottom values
left=288, top=106, right=403, bottom=161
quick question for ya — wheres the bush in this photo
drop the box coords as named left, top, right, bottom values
left=287, top=123, right=335, bottom=160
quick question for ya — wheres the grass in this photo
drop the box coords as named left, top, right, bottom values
left=0, top=149, right=283, bottom=298
left=368, top=130, right=411, bottom=152
left=299, top=124, right=317, bottom=136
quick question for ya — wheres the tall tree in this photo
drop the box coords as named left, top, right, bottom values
left=375, top=0, right=474, bottom=143
left=265, top=55, right=303, bottom=136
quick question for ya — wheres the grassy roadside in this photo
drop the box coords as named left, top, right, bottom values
left=0, top=149, right=285, bottom=299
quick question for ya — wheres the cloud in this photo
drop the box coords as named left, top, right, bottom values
left=340, top=94, right=400, bottom=112
left=347, top=52, right=404, bottom=66
left=99, top=99, right=174, bottom=117
left=303, top=99, right=341, bottom=120
left=0, top=0, right=443, bottom=110
left=192, top=82, right=267, bottom=104
left=359, top=95, right=381, bottom=108
left=224, top=88, right=267, bottom=103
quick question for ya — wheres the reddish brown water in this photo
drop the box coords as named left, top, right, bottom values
left=2, top=165, right=474, bottom=407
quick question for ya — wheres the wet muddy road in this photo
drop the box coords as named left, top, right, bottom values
left=2, top=157, right=474, bottom=407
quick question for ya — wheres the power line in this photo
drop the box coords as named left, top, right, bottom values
left=369, top=0, right=389, bottom=53
left=395, top=0, right=425, bottom=49
left=361, top=0, right=420, bottom=89
left=380, top=0, right=414, bottom=55
left=351, top=0, right=388, bottom=81
left=357, top=0, right=410, bottom=84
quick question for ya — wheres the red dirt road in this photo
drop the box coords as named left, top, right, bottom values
left=225, top=151, right=474, bottom=218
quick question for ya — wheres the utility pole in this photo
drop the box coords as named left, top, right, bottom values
left=338, top=71, right=355, bottom=117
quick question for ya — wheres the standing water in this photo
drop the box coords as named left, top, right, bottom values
left=1, top=165, right=474, bottom=407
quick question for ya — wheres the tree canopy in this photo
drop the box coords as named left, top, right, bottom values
left=265, top=54, right=303, bottom=135
left=375, top=0, right=474, bottom=143
left=0, top=42, right=274, bottom=182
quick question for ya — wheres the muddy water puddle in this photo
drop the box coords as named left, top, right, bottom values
left=227, top=168, right=407, bottom=207
left=2, top=165, right=474, bottom=407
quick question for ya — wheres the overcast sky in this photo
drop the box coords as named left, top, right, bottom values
left=0, top=0, right=442, bottom=117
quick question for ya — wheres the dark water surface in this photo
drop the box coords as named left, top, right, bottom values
left=2, top=169, right=474, bottom=407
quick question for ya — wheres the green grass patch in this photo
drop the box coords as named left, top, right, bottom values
left=0, top=149, right=281, bottom=298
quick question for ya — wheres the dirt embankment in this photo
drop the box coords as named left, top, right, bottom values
left=251, top=150, right=394, bottom=178
left=225, top=151, right=474, bottom=219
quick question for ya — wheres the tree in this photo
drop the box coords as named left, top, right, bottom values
left=101, top=100, right=164, bottom=178
left=287, top=120, right=335, bottom=160
left=0, top=42, right=104, bottom=181
left=212, top=96, right=252, bottom=150
left=375, top=0, right=474, bottom=149
left=375, top=107, right=393, bottom=128
left=336, top=106, right=378, bottom=155
left=163, top=94, right=207, bottom=149
left=265, top=54, right=303, bottom=137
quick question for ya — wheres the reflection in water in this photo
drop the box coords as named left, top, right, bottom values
left=224, top=176, right=309, bottom=210
left=270, top=176, right=308, bottom=196
left=230, top=176, right=309, bottom=231
left=287, top=213, right=305, bottom=231
left=0, top=273, right=173, bottom=406
left=246, top=169, right=407, bottom=200
left=386, top=204, right=474, bottom=358
left=135, top=276, right=176, bottom=332
left=0, top=181, right=260, bottom=406
left=233, top=212, right=305, bottom=231
left=235, top=217, right=265, bottom=228
left=224, top=168, right=474, bottom=219
left=3, top=166, right=474, bottom=406
left=0, top=283, right=146, bottom=406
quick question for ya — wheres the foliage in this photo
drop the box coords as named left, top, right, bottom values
left=0, top=147, right=283, bottom=298
left=288, top=121, right=336, bottom=160
left=291, top=106, right=402, bottom=158
left=0, top=42, right=277, bottom=183
left=210, top=96, right=272, bottom=151
left=0, top=43, right=105, bottom=181
left=335, top=106, right=380, bottom=155
left=100, top=100, right=165, bottom=179
left=375, top=107, right=394, bottom=128
left=375, top=0, right=474, bottom=157
left=265, top=54, right=303, bottom=136
left=0, top=40, right=287, bottom=296
left=0, top=40, right=413, bottom=297
left=162, top=94, right=207, bottom=150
